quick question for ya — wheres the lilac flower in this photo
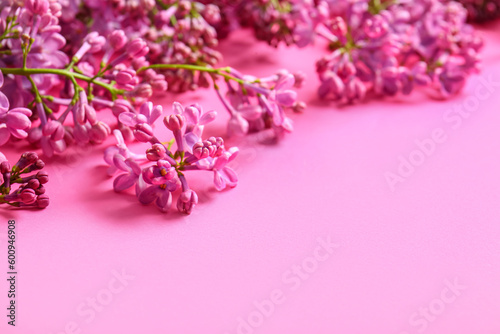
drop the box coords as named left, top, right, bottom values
left=177, top=189, right=198, bottom=215
left=119, top=102, right=162, bottom=142
left=112, top=155, right=142, bottom=192
left=0, top=72, right=32, bottom=145
left=104, top=101, right=239, bottom=214
left=314, top=0, right=482, bottom=103
left=143, top=160, right=176, bottom=185
left=172, top=102, right=217, bottom=144
left=104, top=130, right=146, bottom=175
left=137, top=183, right=174, bottom=213
left=197, top=147, right=239, bottom=191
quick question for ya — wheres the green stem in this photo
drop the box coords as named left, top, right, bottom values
left=0, top=67, right=124, bottom=97
left=137, top=64, right=247, bottom=86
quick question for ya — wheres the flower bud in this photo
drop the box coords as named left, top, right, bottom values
left=20, top=188, right=37, bottom=204
left=109, top=30, right=128, bottom=50
left=146, top=144, right=166, bottom=161
left=163, top=114, right=185, bottom=131
left=36, top=171, right=49, bottom=184
left=177, top=189, right=198, bottom=215
left=36, top=194, right=50, bottom=208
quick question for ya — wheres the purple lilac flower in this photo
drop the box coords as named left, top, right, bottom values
left=0, top=72, right=32, bottom=146
left=105, top=101, right=239, bottom=214
left=314, top=0, right=482, bottom=103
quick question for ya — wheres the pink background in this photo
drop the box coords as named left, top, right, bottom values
left=1, top=23, right=500, bottom=334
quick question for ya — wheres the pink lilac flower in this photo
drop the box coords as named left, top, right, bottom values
left=105, top=101, right=239, bottom=214
left=314, top=0, right=482, bottom=103
left=0, top=72, right=32, bottom=146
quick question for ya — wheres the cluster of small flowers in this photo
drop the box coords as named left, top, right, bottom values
left=0, top=0, right=167, bottom=156
left=212, top=0, right=483, bottom=103
left=104, top=101, right=238, bottom=214
left=200, top=0, right=328, bottom=48
left=218, top=68, right=305, bottom=141
left=0, top=151, right=49, bottom=209
left=236, top=0, right=328, bottom=47
left=453, top=0, right=500, bottom=21
left=314, top=0, right=483, bottom=103
left=59, top=0, right=223, bottom=92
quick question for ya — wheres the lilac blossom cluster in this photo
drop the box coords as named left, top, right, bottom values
left=210, top=0, right=483, bottom=103
left=104, top=101, right=238, bottom=214
left=0, top=0, right=166, bottom=157
left=0, top=151, right=49, bottom=209
left=213, top=67, right=305, bottom=141
left=59, top=0, right=223, bottom=92
left=0, top=0, right=302, bottom=158
left=314, top=0, right=483, bottom=102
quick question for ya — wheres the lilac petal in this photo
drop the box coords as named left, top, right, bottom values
left=104, top=146, right=118, bottom=165
left=6, top=112, right=31, bottom=129
left=9, top=128, right=28, bottom=139
left=73, top=123, right=90, bottom=143
left=46, top=33, right=66, bottom=50
left=139, top=101, right=153, bottom=117
left=12, top=108, right=32, bottom=117
left=222, top=167, right=238, bottom=184
left=282, top=117, right=294, bottom=132
left=213, top=171, right=226, bottom=191
left=227, top=114, right=249, bottom=137
left=0, top=92, right=9, bottom=113
left=184, top=105, right=201, bottom=124
left=199, top=110, right=217, bottom=125
left=165, top=178, right=180, bottom=192
left=0, top=71, right=3, bottom=87
left=134, top=124, right=153, bottom=142
left=84, top=104, right=97, bottom=124
left=149, top=105, right=162, bottom=124
left=184, top=132, right=200, bottom=151
left=113, top=129, right=125, bottom=146
left=213, top=154, right=229, bottom=170
left=275, top=74, right=295, bottom=91
left=75, top=104, right=86, bottom=124
left=118, top=112, right=137, bottom=127
left=52, top=139, right=67, bottom=153
left=272, top=105, right=285, bottom=126
left=172, top=101, right=183, bottom=115
left=125, top=158, right=142, bottom=176
left=155, top=190, right=172, bottom=213
left=135, top=174, right=147, bottom=197
left=196, top=157, right=212, bottom=170
left=43, top=120, right=59, bottom=136
left=113, top=173, right=137, bottom=192
left=227, top=147, right=239, bottom=162
left=138, top=185, right=159, bottom=204
left=113, top=154, right=130, bottom=172
left=238, top=105, right=262, bottom=121
left=0, top=127, right=10, bottom=146
left=276, top=90, right=297, bottom=107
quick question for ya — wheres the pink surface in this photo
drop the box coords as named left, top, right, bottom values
left=1, top=24, right=500, bottom=334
